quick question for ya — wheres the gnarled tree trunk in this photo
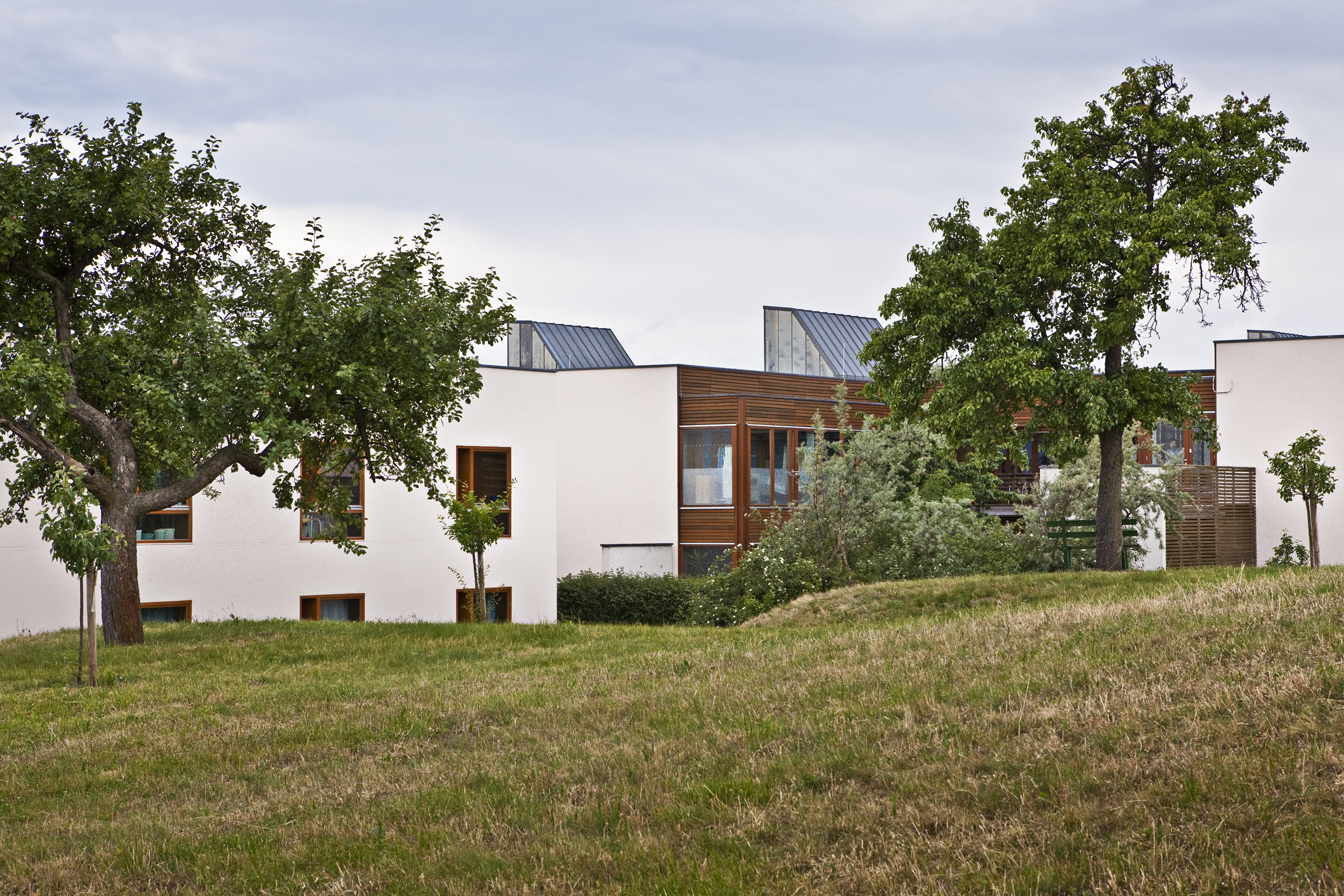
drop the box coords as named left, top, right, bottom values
left=100, top=506, right=145, bottom=646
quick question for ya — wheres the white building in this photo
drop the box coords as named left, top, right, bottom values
left=1214, top=332, right=1344, bottom=566
left=7, top=315, right=1330, bottom=638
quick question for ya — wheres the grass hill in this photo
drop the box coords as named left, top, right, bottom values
left=4, top=566, right=1344, bottom=894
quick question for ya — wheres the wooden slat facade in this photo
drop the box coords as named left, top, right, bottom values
left=1165, top=465, right=1256, bottom=568
left=677, top=366, right=887, bottom=571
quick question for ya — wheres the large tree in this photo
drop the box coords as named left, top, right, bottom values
left=861, top=63, right=1304, bottom=569
left=0, top=106, right=513, bottom=644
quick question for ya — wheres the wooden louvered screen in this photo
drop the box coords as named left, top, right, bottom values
left=1165, top=466, right=1256, bottom=568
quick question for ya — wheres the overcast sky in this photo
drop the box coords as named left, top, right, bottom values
left=4, top=1, right=1340, bottom=371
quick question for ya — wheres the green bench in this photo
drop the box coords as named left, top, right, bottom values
left=1046, top=517, right=1140, bottom=570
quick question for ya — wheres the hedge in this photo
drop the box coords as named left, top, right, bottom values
left=556, top=570, right=696, bottom=625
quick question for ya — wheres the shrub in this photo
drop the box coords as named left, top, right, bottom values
left=1267, top=531, right=1309, bottom=567
left=557, top=570, right=695, bottom=625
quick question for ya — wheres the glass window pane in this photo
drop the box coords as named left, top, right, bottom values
left=773, top=429, right=788, bottom=505
left=473, top=451, right=510, bottom=502
left=1192, top=439, right=1210, bottom=466
left=320, top=598, right=361, bottom=621
left=1155, top=422, right=1183, bottom=465
left=141, top=605, right=186, bottom=623
left=750, top=429, right=772, bottom=505
left=682, top=428, right=733, bottom=506
left=682, top=545, right=732, bottom=577
left=136, top=512, right=190, bottom=541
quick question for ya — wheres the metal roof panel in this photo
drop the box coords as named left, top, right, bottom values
left=787, top=308, right=881, bottom=379
left=528, top=321, right=634, bottom=369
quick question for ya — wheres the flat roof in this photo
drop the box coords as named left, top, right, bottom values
left=1214, top=334, right=1344, bottom=345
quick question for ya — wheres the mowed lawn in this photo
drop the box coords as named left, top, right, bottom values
left=4, top=566, right=1344, bottom=894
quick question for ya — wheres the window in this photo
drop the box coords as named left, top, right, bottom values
left=1138, top=421, right=1212, bottom=467
left=1153, top=421, right=1184, bottom=465
left=682, top=545, right=733, bottom=577
left=457, top=447, right=512, bottom=536
left=456, top=588, right=511, bottom=622
left=136, top=500, right=191, bottom=542
left=750, top=429, right=790, bottom=506
left=681, top=428, right=733, bottom=506
left=140, top=600, right=191, bottom=623
left=795, top=430, right=841, bottom=503
left=300, top=594, right=365, bottom=621
left=136, top=471, right=191, bottom=542
left=300, top=461, right=365, bottom=540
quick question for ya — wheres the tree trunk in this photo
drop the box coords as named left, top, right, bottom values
left=1307, top=498, right=1320, bottom=569
left=473, top=550, right=487, bottom=623
left=1095, top=343, right=1126, bottom=572
left=86, top=570, right=98, bottom=686
left=77, top=574, right=84, bottom=686
left=100, top=508, right=145, bottom=646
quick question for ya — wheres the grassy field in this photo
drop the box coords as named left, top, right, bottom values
left=4, top=565, right=1344, bottom=894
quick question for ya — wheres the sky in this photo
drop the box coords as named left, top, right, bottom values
left=3, top=1, right=1341, bottom=372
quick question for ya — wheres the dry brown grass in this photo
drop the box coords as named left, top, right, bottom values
left=3, top=566, right=1344, bottom=894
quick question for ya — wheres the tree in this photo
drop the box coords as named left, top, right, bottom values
left=861, top=62, right=1305, bottom=570
left=36, top=465, right=121, bottom=684
left=1264, top=431, right=1336, bottom=568
left=0, top=106, right=513, bottom=644
left=1016, top=425, right=1183, bottom=570
left=441, top=487, right=511, bottom=622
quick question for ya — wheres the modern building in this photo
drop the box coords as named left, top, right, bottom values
left=0, top=310, right=1320, bottom=639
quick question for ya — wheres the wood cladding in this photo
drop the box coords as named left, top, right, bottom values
left=677, top=366, right=887, bottom=562
left=679, top=366, right=886, bottom=429
left=1165, top=466, right=1255, bottom=568
left=680, top=508, right=737, bottom=544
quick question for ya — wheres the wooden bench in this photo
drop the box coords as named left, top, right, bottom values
left=1046, top=517, right=1140, bottom=570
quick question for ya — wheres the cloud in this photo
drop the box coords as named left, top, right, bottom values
left=2, top=0, right=1340, bottom=371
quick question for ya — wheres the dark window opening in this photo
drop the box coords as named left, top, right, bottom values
left=300, top=594, right=365, bottom=621
left=457, top=447, right=512, bottom=536
left=300, top=461, right=365, bottom=540
left=140, top=601, right=191, bottom=623
left=456, top=588, right=511, bottom=622
left=682, top=545, right=732, bottom=577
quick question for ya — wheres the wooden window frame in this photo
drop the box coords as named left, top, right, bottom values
left=749, top=428, right=797, bottom=508
left=140, top=600, right=192, bottom=623
left=299, top=593, right=366, bottom=621
left=456, top=446, right=512, bottom=538
left=679, top=425, right=737, bottom=508
left=136, top=497, right=193, bottom=544
left=455, top=587, right=512, bottom=623
left=298, top=460, right=365, bottom=542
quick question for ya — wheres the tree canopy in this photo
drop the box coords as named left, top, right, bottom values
left=0, top=105, right=514, bottom=643
left=860, top=62, right=1305, bottom=569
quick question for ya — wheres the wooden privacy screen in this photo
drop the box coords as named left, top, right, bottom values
left=1165, top=466, right=1256, bottom=568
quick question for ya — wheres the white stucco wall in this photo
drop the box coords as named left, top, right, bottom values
left=552, top=365, right=679, bottom=576
left=0, top=365, right=561, bottom=637
left=1215, top=337, right=1344, bottom=566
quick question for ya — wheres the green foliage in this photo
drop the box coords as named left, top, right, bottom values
left=861, top=62, right=1303, bottom=470
left=689, top=391, right=1020, bottom=626
left=0, top=105, right=512, bottom=639
left=1264, top=431, right=1336, bottom=568
left=1267, top=531, right=1309, bottom=568
left=1017, top=427, right=1183, bottom=570
left=557, top=570, right=696, bottom=625
left=860, top=62, right=1304, bottom=569
left=441, top=489, right=509, bottom=557
left=441, top=488, right=511, bottom=623
left=35, top=465, right=120, bottom=577
left=1264, top=431, right=1336, bottom=507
